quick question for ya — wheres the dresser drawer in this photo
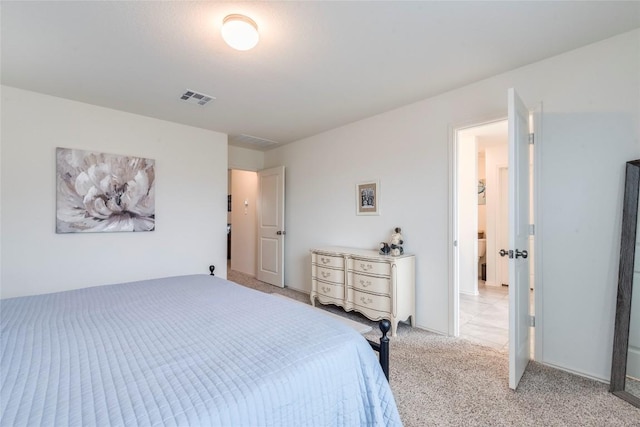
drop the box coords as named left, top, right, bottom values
left=311, top=247, right=414, bottom=337
left=316, top=266, right=344, bottom=285
left=352, top=258, right=391, bottom=277
left=353, top=289, right=390, bottom=313
left=352, top=273, right=390, bottom=295
left=315, top=253, right=345, bottom=269
left=316, top=280, right=344, bottom=300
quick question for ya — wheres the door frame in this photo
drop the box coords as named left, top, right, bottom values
left=531, top=104, right=543, bottom=363
left=449, top=116, right=507, bottom=337
left=448, top=108, right=543, bottom=362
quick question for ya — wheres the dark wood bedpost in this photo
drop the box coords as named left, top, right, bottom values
left=367, top=319, right=391, bottom=381
left=378, top=319, right=391, bottom=381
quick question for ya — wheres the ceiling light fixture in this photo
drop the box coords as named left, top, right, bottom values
left=221, top=14, right=259, bottom=51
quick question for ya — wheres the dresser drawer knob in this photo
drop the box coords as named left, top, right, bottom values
left=321, top=286, right=331, bottom=294
left=359, top=279, right=371, bottom=287
left=321, top=257, right=331, bottom=264
left=321, top=271, right=330, bottom=278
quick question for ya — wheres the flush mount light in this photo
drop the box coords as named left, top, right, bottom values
left=221, top=14, right=259, bottom=51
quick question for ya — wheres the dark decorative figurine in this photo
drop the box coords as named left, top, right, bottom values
left=379, top=242, right=391, bottom=255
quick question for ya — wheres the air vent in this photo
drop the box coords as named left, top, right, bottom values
left=230, top=134, right=279, bottom=148
left=180, top=89, right=215, bottom=106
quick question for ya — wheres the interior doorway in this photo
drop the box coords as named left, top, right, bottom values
left=451, top=90, right=539, bottom=390
left=228, top=169, right=259, bottom=276
left=452, top=118, right=536, bottom=354
left=454, top=120, right=512, bottom=350
left=227, top=166, right=286, bottom=288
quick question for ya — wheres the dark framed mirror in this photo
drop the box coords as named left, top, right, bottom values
left=611, top=159, right=640, bottom=408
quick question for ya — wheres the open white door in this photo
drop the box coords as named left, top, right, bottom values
left=508, top=88, right=531, bottom=390
left=257, top=166, right=285, bottom=287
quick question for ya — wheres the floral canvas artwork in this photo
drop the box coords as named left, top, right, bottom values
left=56, top=148, right=155, bottom=233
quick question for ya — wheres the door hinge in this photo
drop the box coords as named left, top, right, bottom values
left=528, top=133, right=535, bottom=144
left=529, top=224, right=535, bottom=235
left=529, top=315, right=535, bottom=327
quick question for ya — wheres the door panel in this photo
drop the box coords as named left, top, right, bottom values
left=508, top=88, right=531, bottom=390
left=260, top=174, right=278, bottom=225
left=259, top=237, right=279, bottom=273
left=257, top=166, right=285, bottom=287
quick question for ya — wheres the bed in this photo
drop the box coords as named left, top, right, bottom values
left=0, top=274, right=401, bottom=426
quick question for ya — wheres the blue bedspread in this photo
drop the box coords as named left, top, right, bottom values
left=1, top=275, right=402, bottom=426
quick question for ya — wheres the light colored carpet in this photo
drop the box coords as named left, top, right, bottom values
left=271, top=293, right=372, bottom=334
left=227, top=270, right=640, bottom=426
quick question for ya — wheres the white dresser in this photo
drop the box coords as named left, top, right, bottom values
left=310, top=246, right=415, bottom=336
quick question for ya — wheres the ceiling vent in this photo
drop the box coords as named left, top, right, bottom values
left=230, top=134, right=279, bottom=149
left=180, top=89, right=215, bottom=106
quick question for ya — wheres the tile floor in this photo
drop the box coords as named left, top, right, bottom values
left=460, top=280, right=535, bottom=353
left=459, top=281, right=510, bottom=351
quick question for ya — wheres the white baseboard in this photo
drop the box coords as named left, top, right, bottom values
left=539, top=360, right=609, bottom=384
left=414, top=323, right=448, bottom=336
left=285, top=284, right=309, bottom=295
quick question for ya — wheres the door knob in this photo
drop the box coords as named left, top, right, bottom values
left=499, top=249, right=527, bottom=259
left=276, top=230, right=286, bottom=235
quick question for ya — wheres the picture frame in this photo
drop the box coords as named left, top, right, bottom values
left=356, top=180, right=380, bottom=215
left=478, top=179, right=486, bottom=205
left=56, top=147, right=156, bottom=233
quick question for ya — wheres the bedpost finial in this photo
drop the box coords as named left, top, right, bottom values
left=209, top=265, right=215, bottom=276
left=379, top=319, right=391, bottom=338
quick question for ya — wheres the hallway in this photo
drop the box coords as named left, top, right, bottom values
left=459, top=281, right=509, bottom=351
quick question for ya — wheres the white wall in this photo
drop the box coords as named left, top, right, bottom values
left=0, top=86, right=229, bottom=298
left=264, top=30, right=640, bottom=381
left=230, top=169, right=258, bottom=276
left=228, top=145, right=264, bottom=171
left=457, top=133, right=478, bottom=295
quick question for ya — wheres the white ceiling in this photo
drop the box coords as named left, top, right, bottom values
left=2, top=1, right=639, bottom=150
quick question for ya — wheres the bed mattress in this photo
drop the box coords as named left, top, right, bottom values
left=1, top=274, right=401, bottom=426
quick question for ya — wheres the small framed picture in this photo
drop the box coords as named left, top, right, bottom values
left=478, top=179, right=486, bottom=205
left=356, top=180, right=380, bottom=215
